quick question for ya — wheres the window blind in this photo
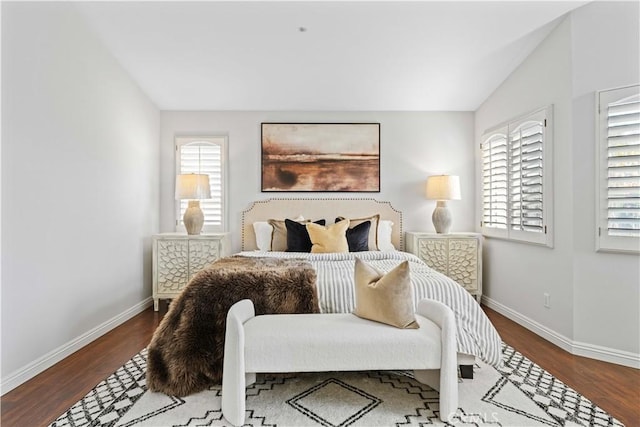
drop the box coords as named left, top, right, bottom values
left=509, top=120, right=544, bottom=233
left=480, top=106, right=552, bottom=247
left=604, top=92, right=640, bottom=238
left=176, top=136, right=227, bottom=231
left=482, top=132, right=508, bottom=229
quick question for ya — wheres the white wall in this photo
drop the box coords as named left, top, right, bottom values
left=1, top=2, right=160, bottom=389
left=476, top=1, right=639, bottom=365
left=475, top=17, right=575, bottom=338
left=570, top=1, right=640, bottom=356
left=160, top=112, right=475, bottom=252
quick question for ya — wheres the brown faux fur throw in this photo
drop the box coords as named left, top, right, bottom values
left=146, top=256, right=319, bottom=396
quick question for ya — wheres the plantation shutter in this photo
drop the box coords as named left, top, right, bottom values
left=176, top=136, right=227, bottom=231
left=481, top=130, right=508, bottom=231
left=480, top=106, right=552, bottom=247
left=509, top=116, right=545, bottom=233
left=597, top=85, right=640, bottom=252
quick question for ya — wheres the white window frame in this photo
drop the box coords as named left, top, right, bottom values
left=175, top=135, right=228, bottom=233
left=596, top=84, right=640, bottom=253
left=480, top=106, right=554, bottom=247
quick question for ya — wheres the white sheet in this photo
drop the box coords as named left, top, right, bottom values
left=237, top=250, right=503, bottom=368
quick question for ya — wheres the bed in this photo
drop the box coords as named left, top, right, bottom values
left=147, top=198, right=503, bottom=396
left=239, top=198, right=503, bottom=370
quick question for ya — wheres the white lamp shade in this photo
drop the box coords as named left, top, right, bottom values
left=176, top=174, right=211, bottom=200
left=425, top=175, right=461, bottom=201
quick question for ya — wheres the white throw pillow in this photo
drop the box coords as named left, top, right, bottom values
left=253, top=222, right=274, bottom=251
left=377, top=220, right=395, bottom=251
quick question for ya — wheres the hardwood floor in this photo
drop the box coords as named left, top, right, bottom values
left=2, top=305, right=638, bottom=427
left=485, top=308, right=639, bottom=427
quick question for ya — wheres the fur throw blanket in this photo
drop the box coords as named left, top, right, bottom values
left=146, top=256, right=319, bottom=396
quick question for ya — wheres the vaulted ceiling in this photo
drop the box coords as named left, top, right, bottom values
left=77, top=1, right=587, bottom=111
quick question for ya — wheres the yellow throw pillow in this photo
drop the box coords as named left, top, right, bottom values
left=353, top=258, right=419, bottom=329
left=306, top=219, right=350, bottom=253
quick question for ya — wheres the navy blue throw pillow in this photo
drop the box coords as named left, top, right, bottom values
left=345, top=220, right=371, bottom=252
left=285, top=219, right=326, bottom=252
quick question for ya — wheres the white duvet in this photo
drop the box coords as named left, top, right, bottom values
left=238, top=250, right=503, bottom=368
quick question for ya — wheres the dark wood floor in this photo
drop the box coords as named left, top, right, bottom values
left=2, top=304, right=639, bottom=427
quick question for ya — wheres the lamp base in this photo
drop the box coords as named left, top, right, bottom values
left=432, top=200, right=452, bottom=234
left=183, top=200, right=205, bottom=235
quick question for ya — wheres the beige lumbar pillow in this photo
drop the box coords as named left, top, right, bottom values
left=353, top=258, right=419, bottom=329
left=306, top=219, right=350, bottom=253
left=268, top=215, right=306, bottom=251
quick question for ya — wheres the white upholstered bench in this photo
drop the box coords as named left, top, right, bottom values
left=221, top=298, right=458, bottom=425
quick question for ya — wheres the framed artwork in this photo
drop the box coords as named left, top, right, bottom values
left=261, top=123, right=380, bottom=192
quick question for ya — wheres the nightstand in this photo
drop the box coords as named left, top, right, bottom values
left=152, top=233, right=230, bottom=311
left=405, top=232, right=482, bottom=301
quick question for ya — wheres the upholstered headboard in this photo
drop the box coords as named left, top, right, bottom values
left=241, top=198, right=403, bottom=251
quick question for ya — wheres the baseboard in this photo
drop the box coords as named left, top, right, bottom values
left=1, top=297, right=153, bottom=395
left=572, top=340, right=640, bottom=369
left=482, top=296, right=575, bottom=353
left=482, top=296, right=640, bottom=369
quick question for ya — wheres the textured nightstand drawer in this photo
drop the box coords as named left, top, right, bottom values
left=152, top=233, right=230, bottom=310
left=406, top=232, right=482, bottom=301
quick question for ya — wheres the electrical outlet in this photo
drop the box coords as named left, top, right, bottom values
left=544, top=293, right=551, bottom=308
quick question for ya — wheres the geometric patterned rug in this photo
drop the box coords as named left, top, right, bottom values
left=49, top=343, right=623, bottom=427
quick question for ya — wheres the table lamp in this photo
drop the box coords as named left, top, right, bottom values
left=426, top=175, right=461, bottom=234
left=176, top=173, right=211, bottom=235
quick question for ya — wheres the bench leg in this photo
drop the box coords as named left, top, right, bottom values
left=221, top=353, right=246, bottom=426
left=416, top=299, right=459, bottom=422
left=222, top=299, right=256, bottom=426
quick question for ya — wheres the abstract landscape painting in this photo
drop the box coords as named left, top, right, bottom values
left=261, top=123, right=380, bottom=192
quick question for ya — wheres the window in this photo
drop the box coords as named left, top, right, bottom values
left=175, top=136, right=227, bottom=233
left=481, top=106, right=553, bottom=247
left=596, top=85, right=640, bottom=253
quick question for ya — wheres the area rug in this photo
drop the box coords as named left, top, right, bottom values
left=49, top=343, right=622, bottom=427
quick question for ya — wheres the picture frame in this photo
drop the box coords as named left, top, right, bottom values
left=261, top=123, right=380, bottom=192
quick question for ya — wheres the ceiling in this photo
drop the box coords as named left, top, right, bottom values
left=76, top=1, right=586, bottom=111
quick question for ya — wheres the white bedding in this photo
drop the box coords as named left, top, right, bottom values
left=237, top=250, right=503, bottom=368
